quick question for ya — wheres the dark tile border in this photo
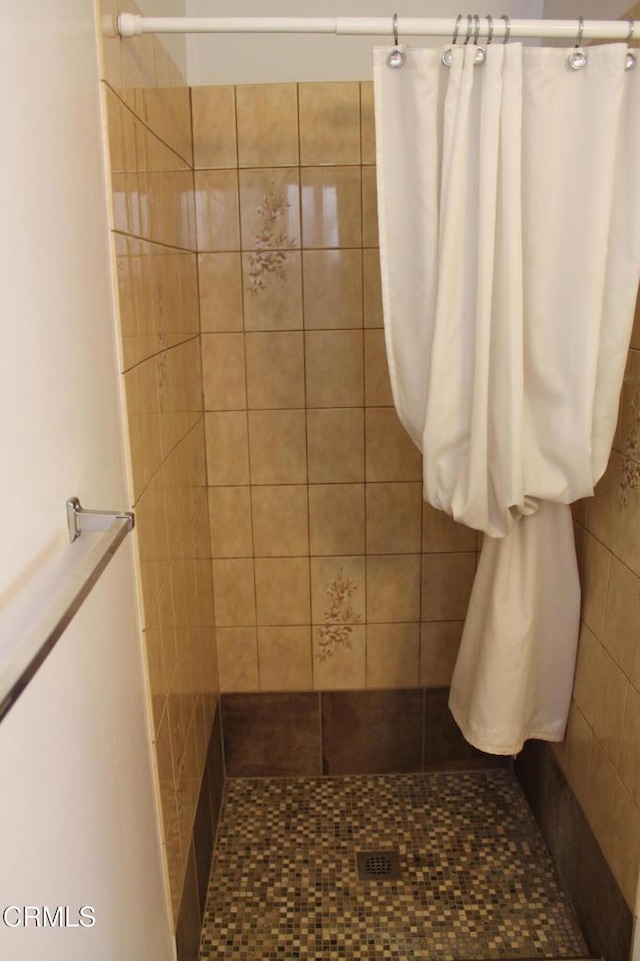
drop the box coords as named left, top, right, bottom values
left=515, top=740, right=633, bottom=961
left=220, top=687, right=504, bottom=779
left=176, top=701, right=226, bottom=961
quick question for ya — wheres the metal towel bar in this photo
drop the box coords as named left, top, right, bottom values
left=0, top=498, right=135, bottom=724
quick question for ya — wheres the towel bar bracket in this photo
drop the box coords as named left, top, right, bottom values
left=66, top=496, right=135, bottom=544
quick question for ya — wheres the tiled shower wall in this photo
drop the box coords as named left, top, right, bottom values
left=193, top=81, right=479, bottom=695
left=98, top=1, right=220, bottom=931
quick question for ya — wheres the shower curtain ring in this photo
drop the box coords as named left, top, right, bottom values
left=486, top=14, right=494, bottom=44
left=568, top=16, right=587, bottom=70
left=442, top=12, right=462, bottom=65
left=626, top=18, right=637, bottom=71
left=473, top=15, right=487, bottom=64
left=500, top=14, right=510, bottom=43
left=387, top=13, right=406, bottom=68
left=463, top=14, right=473, bottom=44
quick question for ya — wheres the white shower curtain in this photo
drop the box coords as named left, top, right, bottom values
left=374, top=42, right=640, bottom=754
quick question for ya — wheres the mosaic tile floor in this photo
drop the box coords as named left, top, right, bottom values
left=199, top=770, right=588, bottom=960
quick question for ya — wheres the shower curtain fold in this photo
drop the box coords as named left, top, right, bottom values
left=373, top=42, right=640, bottom=754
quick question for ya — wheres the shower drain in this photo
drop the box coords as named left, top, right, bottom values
left=355, top=849, right=402, bottom=881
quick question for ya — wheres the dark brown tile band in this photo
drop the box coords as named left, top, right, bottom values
left=515, top=740, right=633, bottom=961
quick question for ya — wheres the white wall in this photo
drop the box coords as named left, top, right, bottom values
left=186, top=0, right=543, bottom=84
left=138, top=0, right=187, bottom=78
left=544, top=0, right=631, bottom=19
left=0, top=3, right=174, bottom=960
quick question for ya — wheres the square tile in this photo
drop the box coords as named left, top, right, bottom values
left=208, top=486, right=253, bottom=558
left=366, top=623, right=421, bottom=688
left=245, top=332, right=305, bottom=409
left=257, top=627, right=313, bottom=691
left=255, top=557, right=311, bottom=625
left=362, top=166, right=379, bottom=247
left=365, top=408, right=422, bottom=481
left=205, top=411, right=250, bottom=486
left=422, top=502, right=477, bottom=552
left=221, top=693, right=321, bottom=777
left=363, top=248, right=384, bottom=328
left=239, top=167, right=300, bottom=251
left=305, top=330, right=364, bottom=408
left=366, top=554, right=421, bottom=623
left=313, top=625, right=366, bottom=689
left=248, top=409, right=307, bottom=484
left=216, top=627, right=259, bottom=692
left=421, top=553, right=476, bottom=621
left=306, top=408, right=364, bottom=483
left=302, top=249, right=363, bottom=329
left=420, top=621, right=464, bottom=688
left=299, top=82, right=360, bottom=165
left=424, top=689, right=504, bottom=771
left=366, top=482, right=422, bottom=554
left=243, top=250, right=303, bottom=329
left=360, top=81, right=376, bottom=164
left=309, top=484, right=365, bottom=556
left=236, top=83, right=299, bottom=167
left=251, top=485, right=309, bottom=557
left=301, top=166, right=362, bottom=248
left=321, top=690, right=423, bottom=774
left=201, top=333, right=246, bottom=411
left=198, top=253, right=243, bottom=333
left=582, top=533, right=611, bottom=638
left=364, top=328, right=393, bottom=406
left=212, top=558, right=256, bottom=626
left=310, top=556, right=365, bottom=625
left=195, top=170, right=240, bottom=252
left=191, top=85, right=237, bottom=169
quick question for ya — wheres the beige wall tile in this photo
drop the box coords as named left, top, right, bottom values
left=615, top=348, right=640, bottom=459
left=364, top=329, right=393, bottom=406
left=236, top=84, right=299, bottom=167
left=191, top=85, right=237, bottom=169
left=362, top=167, right=379, bottom=248
left=202, top=333, right=246, bottom=410
left=205, top=411, right=250, bottom=486
left=360, top=82, right=376, bottom=164
left=307, top=408, right=364, bottom=483
left=124, top=357, right=162, bottom=497
left=366, top=555, right=421, bottom=623
left=619, top=682, right=640, bottom=808
left=212, top=558, right=256, bottom=626
left=198, top=253, right=244, bottom=332
left=216, top=627, right=259, bottom=692
left=366, top=482, right=422, bottom=554
left=255, top=557, right=311, bottom=625
left=603, top=555, right=640, bottom=676
left=363, top=249, right=384, bottom=328
left=239, top=167, right=300, bottom=251
left=258, top=627, right=313, bottom=691
left=309, top=484, right=365, bottom=556
left=582, top=532, right=612, bottom=638
left=209, top=486, right=253, bottom=558
left=366, top=623, right=420, bottom=689
left=310, top=556, right=365, bottom=625
left=301, top=167, right=362, bottom=249
left=610, top=772, right=640, bottom=910
left=243, top=250, right=303, bottom=329
left=305, top=330, right=364, bottom=408
left=365, top=408, right=422, bottom=482
left=299, top=82, right=360, bottom=165
left=313, top=625, right=366, bottom=689
left=422, top=503, right=477, bottom=552
left=245, top=332, right=305, bottom=409
left=195, top=170, right=240, bottom=252
left=421, top=553, right=476, bottom=621
left=252, top=485, right=309, bottom=557
left=592, top=650, right=629, bottom=767
left=248, top=409, right=307, bottom=484
left=420, top=621, right=464, bottom=688
left=302, top=250, right=363, bottom=329
left=573, top=623, right=606, bottom=731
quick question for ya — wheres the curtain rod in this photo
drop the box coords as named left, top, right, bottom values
left=116, top=14, right=637, bottom=42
